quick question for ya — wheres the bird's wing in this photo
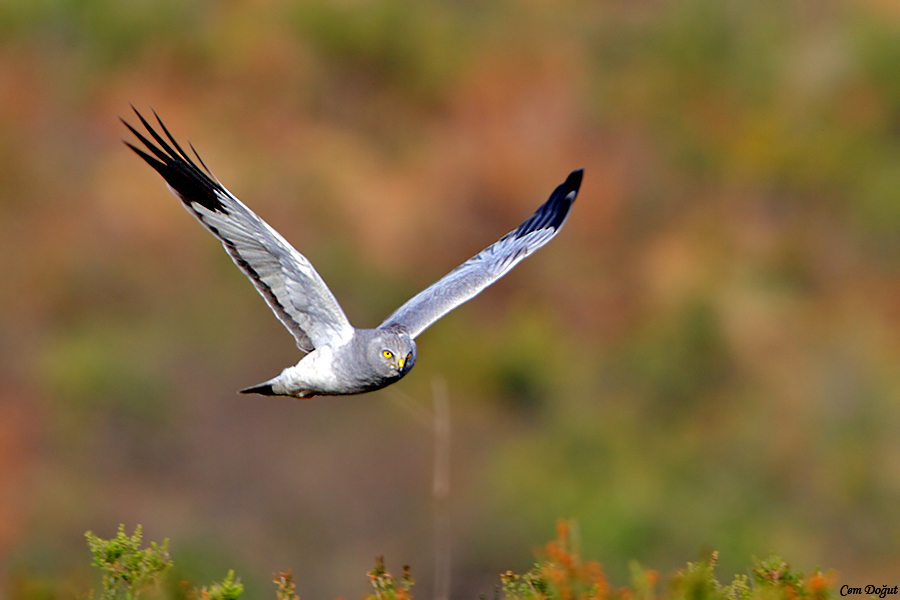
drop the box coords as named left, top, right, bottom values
left=379, top=169, right=582, bottom=339
left=123, top=108, right=354, bottom=352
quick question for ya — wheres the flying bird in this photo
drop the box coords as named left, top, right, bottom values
left=123, top=109, right=582, bottom=398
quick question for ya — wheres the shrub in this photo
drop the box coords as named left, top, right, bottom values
left=80, top=523, right=835, bottom=600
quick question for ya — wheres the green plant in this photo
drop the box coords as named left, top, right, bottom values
left=273, top=571, right=300, bottom=600
left=189, top=570, right=244, bottom=600
left=498, top=520, right=836, bottom=600
left=80, top=523, right=835, bottom=600
left=500, top=521, right=610, bottom=600
left=84, top=525, right=172, bottom=600
left=365, top=557, right=414, bottom=600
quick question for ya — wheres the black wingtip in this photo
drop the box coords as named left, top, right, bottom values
left=565, top=168, right=584, bottom=192
left=122, top=107, right=228, bottom=213
left=512, top=168, right=583, bottom=238
left=240, top=383, right=277, bottom=396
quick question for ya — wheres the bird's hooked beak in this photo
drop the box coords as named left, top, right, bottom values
left=398, top=351, right=413, bottom=373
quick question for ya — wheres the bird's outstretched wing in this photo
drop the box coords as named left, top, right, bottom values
left=123, top=108, right=354, bottom=352
left=379, top=169, right=582, bottom=339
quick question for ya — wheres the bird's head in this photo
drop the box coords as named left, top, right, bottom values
left=369, top=329, right=417, bottom=379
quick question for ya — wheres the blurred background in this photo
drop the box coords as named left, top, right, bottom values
left=1, top=0, right=899, bottom=597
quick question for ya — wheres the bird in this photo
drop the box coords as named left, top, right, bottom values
left=122, top=108, right=582, bottom=399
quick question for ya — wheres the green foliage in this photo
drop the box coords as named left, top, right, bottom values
left=497, top=521, right=836, bottom=600
left=190, top=570, right=244, bottom=600
left=85, top=525, right=172, bottom=600
left=750, top=555, right=833, bottom=600
left=500, top=521, right=608, bottom=600
left=81, top=524, right=836, bottom=600
left=364, top=557, right=414, bottom=600
left=84, top=527, right=245, bottom=600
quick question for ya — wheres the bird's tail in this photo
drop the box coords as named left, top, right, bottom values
left=239, top=377, right=316, bottom=399
left=239, top=381, right=278, bottom=396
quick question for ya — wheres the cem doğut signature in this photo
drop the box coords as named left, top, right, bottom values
left=840, top=585, right=898, bottom=598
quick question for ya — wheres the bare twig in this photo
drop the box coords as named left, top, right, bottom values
left=432, top=376, right=451, bottom=600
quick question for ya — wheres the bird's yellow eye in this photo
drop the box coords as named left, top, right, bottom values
left=382, top=350, right=393, bottom=359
